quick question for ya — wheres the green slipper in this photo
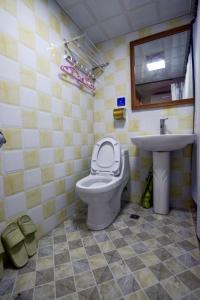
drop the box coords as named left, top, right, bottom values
left=0, top=239, right=5, bottom=278
left=18, top=215, right=37, bottom=257
left=1, top=223, right=28, bottom=268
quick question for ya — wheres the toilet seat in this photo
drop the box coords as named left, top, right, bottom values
left=91, top=137, right=121, bottom=176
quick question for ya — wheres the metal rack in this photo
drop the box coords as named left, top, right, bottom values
left=60, top=33, right=109, bottom=94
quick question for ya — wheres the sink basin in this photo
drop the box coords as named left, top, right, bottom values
left=131, top=134, right=195, bottom=152
left=131, top=133, right=195, bottom=215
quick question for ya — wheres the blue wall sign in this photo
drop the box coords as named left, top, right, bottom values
left=117, top=97, right=126, bottom=107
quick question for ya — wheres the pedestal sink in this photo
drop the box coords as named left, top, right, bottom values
left=131, top=134, right=195, bottom=214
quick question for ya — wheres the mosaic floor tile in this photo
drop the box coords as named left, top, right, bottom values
left=177, top=270, right=200, bottom=290
left=78, top=286, right=101, bottom=300
left=0, top=203, right=199, bottom=300
left=54, top=235, right=66, bottom=244
left=0, top=277, right=15, bottom=297
left=54, top=250, right=70, bottom=266
left=70, top=247, right=87, bottom=261
left=36, top=256, right=54, bottom=270
left=85, top=244, right=101, bottom=256
left=75, top=271, right=95, bottom=291
left=34, top=282, right=55, bottom=300
left=132, top=242, right=148, bottom=254
left=118, top=245, right=135, bottom=259
left=72, top=258, right=90, bottom=274
left=145, top=283, right=172, bottom=300
left=134, top=268, right=158, bottom=288
left=110, top=259, right=131, bottom=279
left=88, top=253, right=107, bottom=270
left=104, top=250, right=121, bottom=264
left=99, top=279, right=122, bottom=300
left=35, top=267, right=54, bottom=286
left=13, top=288, right=34, bottom=300
left=125, top=290, right=148, bottom=300
left=153, top=247, right=173, bottom=261
left=18, top=257, right=36, bottom=275
left=177, top=253, right=199, bottom=268
left=56, top=276, right=76, bottom=298
left=38, top=245, right=53, bottom=257
left=125, top=256, right=145, bottom=272
left=162, top=276, right=189, bottom=299
left=55, top=262, right=73, bottom=280
left=93, top=266, right=113, bottom=284
left=113, top=238, right=128, bottom=248
left=99, top=240, right=115, bottom=253
left=68, top=239, right=83, bottom=250
left=117, top=273, right=140, bottom=296
left=149, top=262, right=172, bottom=281
left=139, top=252, right=160, bottom=267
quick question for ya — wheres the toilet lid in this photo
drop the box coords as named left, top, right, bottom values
left=91, top=137, right=121, bottom=176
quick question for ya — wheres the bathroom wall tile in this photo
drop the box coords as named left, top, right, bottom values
left=26, top=186, right=42, bottom=209
left=36, top=17, right=49, bottom=41
left=43, top=199, right=55, bottom=219
left=20, top=87, right=38, bottom=109
left=2, top=150, right=24, bottom=173
left=41, top=165, right=54, bottom=184
left=4, top=171, right=24, bottom=196
left=5, top=192, right=26, bottom=218
left=19, top=25, right=35, bottom=49
left=20, top=66, right=36, bottom=89
left=0, top=32, right=18, bottom=61
left=24, top=150, right=39, bottom=169
left=0, top=200, right=5, bottom=222
left=24, top=168, right=41, bottom=189
left=3, top=128, right=22, bottom=150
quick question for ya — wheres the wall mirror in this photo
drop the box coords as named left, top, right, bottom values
left=130, top=24, right=194, bottom=110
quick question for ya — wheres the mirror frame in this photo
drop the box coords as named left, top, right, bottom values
left=130, top=24, right=194, bottom=110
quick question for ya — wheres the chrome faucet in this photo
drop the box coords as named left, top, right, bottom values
left=160, top=118, right=168, bottom=135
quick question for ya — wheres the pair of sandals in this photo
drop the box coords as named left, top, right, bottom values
left=1, top=215, right=37, bottom=268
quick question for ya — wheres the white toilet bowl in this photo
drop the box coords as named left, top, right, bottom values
left=76, top=137, right=130, bottom=230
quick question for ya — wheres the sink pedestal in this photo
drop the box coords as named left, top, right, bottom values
left=153, top=152, right=170, bottom=214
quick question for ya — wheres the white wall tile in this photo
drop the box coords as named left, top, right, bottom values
left=24, top=168, right=41, bottom=189
left=2, top=150, right=24, bottom=173
left=5, top=192, right=26, bottom=218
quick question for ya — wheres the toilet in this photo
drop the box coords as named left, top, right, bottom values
left=76, top=137, right=130, bottom=230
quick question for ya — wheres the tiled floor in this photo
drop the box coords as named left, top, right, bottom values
left=0, top=203, right=200, bottom=300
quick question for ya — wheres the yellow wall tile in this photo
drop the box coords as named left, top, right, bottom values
left=116, top=84, right=126, bottom=95
left=56, top=179, right=65, bottom=195
left=139, top=27, right=152, bottom=38
left=66, top=191, right=74, bottom=205
left=4, top=128, right=22, bottom=150
left=53, top=116, right=63, bottom=130
left=128, top=145, right=139, bottom=157
left=21, top=66, right=36, bottom=89
left=19, top=25, right=35, bottom=49
left=40, top=130, right=52, bottom=147
left=74, top=146, right=81, bottom=159
left=178, top=115, right=193, bottom=129
left=26, top=187, right=41, bottom=209
left=0, top=81, right=20, bottom=105
left=24, top=150, right=39, bottom=169
left=131, top=170, right=140, bottom=181
left=22, top=109, right=37, bottom=128
left=94, top=112, right=103, bottom=122
left=42, top=165, right=54, bottom=183
left=64, top=132, right=73, bottom=146
left=56, top=208, right=66, bottom=223
left=22, top=0, right=34, bottom=9
left=64, top=103, right=72, bottom=116
left=36, top=17, right=49, bottom=41
left=0, top=201, right=5, bottom=222
left=128, top=119, right=140, bottom=131
left=115, top=59, right=126, bottom=70
left=38, top=92, right=51, bottom=112
left=37, top=55, right=50, bottom=77
left=73, top=120, right=81, bottom=132
left=4, top=172, right=24, bottom=196
left=54, top=148, right=64, bottom=163
left=65, top=160, right=74, bottom=176
left=50, top=14, right=60, bottom=34
left=52, top=83, right=61, bottom=98
left=0, top=0, right=17, bottom=15
left=43, top=199, right=55, bottom=219
left=0, top=33, right=18, bottom=60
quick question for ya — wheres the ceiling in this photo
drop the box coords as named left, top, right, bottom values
left=56, top=0, right=194, bottom=43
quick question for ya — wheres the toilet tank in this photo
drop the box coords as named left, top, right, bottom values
left=121, top=149, right=130, bottom=180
